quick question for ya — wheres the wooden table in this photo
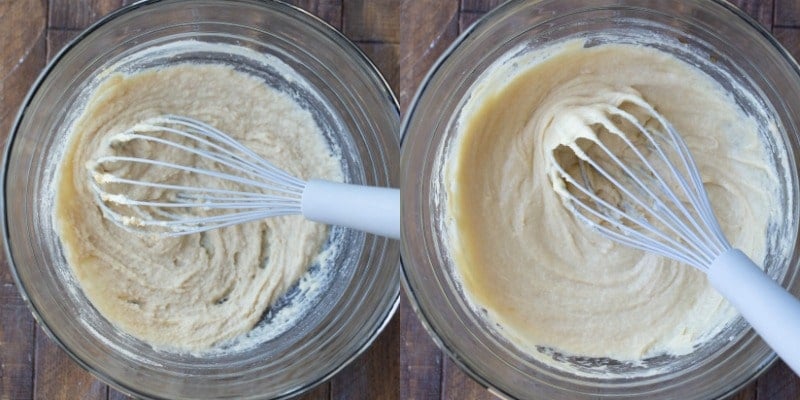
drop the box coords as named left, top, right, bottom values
left=399, top=1, right=800, bottom=399
left=0, top=1, right=397, bottom=399
left=4, top=0, right=800, bottom=399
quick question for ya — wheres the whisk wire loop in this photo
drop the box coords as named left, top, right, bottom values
left=588, top=115, right=714, bottom=262
left=550, top=92, right=800, bottom=375
left=89, top=115, right=310, bottom=235
left=595, top=127, right=717, bottom=265
left=552, top=97, right=732, bottom=271
left=555, top=159, right=710, bottom=268
left=85, top=114, right=401, bottom=239
left=607, top=105, right=726, bottom=263
left=152, top=117, right=306, bottom=191
left=642, top=105, right=731, bottom=253
left=95, top=155, right=305, bottom=197
left=109, top=117, right=305, bottom=190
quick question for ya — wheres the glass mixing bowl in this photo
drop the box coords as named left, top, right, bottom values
left=400, top=0, right=800, bottom=398
left=3, top=1, right=399, bottom=398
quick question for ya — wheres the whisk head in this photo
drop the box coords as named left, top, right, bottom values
left=88, top=115, right=306, bottom=236
left=547, top=90, right=731, bottom=271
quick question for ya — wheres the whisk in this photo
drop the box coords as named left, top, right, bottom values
left=87, top=115, right=400, bottom=239
left=548, top=90, right=800, bottom=374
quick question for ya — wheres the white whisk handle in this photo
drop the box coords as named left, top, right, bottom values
left=708, top=249, right=800, bottom=375
left=301, top=179, right=400, bottom=239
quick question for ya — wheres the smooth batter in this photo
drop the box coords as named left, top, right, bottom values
left=446, top=41, right=777, bottom=363
left=54, top=64, right=342, bottom=352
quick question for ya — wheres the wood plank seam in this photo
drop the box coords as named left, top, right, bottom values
left=339, top=0, right=345, bottom=37
left=772, top=0, right=777, bottom=33
left=44, top=26, right=84, bottom=31
left=354, top=39, right=399, bottom=45
left=31, top=326, right=39, bottom=400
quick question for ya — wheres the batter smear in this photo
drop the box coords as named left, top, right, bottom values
left=446, top=40, right=777, bottom=364
left=54, top=64, right=342, bottom=352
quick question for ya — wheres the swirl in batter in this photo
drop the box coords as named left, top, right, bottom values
left=54, top=64, right=342, bottom=352
left=446, top=40, right=777, bottom=365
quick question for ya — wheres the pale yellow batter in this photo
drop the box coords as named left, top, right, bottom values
left=446, top=41, right=777, bottom=363
left=54, top=64, right=342, bottom=352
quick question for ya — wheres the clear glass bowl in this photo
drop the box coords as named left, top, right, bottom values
left=400, top=1, right=800, bottom=399
left=2, top=1, right=399, bottom=399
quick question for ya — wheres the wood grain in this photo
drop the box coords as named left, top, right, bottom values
left=397, top=7, right=458, bottom=400
left=757, top=360, right=800, bottom=399
left=0, top=1, right=47, bottom=171
left=357, top=42, right=400, bottom=95
left=441, top=358, right=494, bottom=400
left=106, top=388, right=135, bottom=400
left=0, top=283, right=36, bottom=400
left=398, top=1, right=488, bottom=396
left=398, top=0, right=458, bottom=109
left=48, top=0, right=125, bottom=30
left=334, top=0, right=400, bottom=398
left=5, top=0, right=800, bottom=399
left=287, top=0, right=342, bottom=31
left=399, top=297, right=442, bottom=400
left=33, top=326, right=106, bottom=400
left=729, top=383, right=757, bottom=400
left=331, top=316, right=401, bottom=400
left=34, top=1, right=132, bottom=397
left=398, top=1, right=459, bottom=397
left=460, top=0, right=504, bottom=13
left=343, top=0, right=399, bottom=43
left=775, top=0, right=800, bottom=27
left=0, top=1, right=46, bottom=399
left=1, top=0, right=398, bottom=399
left=730, top=0, right=774, bottom=28
left=774, top=27, right=800, bottom=60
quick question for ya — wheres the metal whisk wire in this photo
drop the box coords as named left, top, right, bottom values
left=548, top=92, right=800, bottom=375
left=89, top=115, right=307, bottom=235
left=551, top=98, right=728, bottom=271
left=87, top=115, right=400, bottom=238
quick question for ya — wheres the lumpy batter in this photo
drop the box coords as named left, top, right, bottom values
left=54, top=64, right=342, bottom=351
left=446, top=40, right=777, bottom=363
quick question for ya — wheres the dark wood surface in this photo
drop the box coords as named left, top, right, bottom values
left=399, top=1, right=800, bottom=399
left=4, top=0, right=800, bottom=399
left=0, top=1, right=398, bottom=399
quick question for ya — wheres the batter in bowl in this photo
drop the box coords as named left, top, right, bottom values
left=446, top=40, right=778, bottom=366
left=54, top=63, right=342, bottom=352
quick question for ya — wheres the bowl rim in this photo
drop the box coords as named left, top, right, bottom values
left=2, top=0, right=400, bottom=398
left=398, top=0, right=800, bottom=398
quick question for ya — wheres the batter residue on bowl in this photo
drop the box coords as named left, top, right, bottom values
left=446, top=40, right=778, bottom=366
left=54, top=63, right=342, bottom=352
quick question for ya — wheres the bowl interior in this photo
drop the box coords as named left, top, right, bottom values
left=401, top=1, right=800, bottom=398
left=4, top=1, right=399, bottom=398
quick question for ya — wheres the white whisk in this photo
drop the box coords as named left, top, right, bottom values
left=88, top=115, right=400, bottom=239
left=548, top=92, right=800, bottom=374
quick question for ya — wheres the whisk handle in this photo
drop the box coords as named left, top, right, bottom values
left=708, top=249, right=800, bottom=375
left=301, top=179, right=400, bottom=239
